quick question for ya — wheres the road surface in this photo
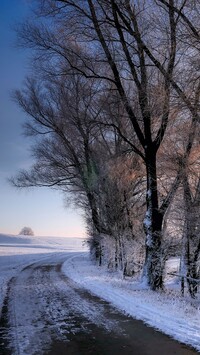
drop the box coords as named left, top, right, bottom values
left=0, top=253, right=198, bottom=355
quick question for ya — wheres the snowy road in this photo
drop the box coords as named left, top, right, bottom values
left=0, top=253, right=198, bottom=355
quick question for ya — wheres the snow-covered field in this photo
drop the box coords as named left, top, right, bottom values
left=0, top=233, right=200, bottom=352
left=0, top=233, right=87, bottom=316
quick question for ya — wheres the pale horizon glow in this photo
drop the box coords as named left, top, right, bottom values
left=0, top=186, right=86, bottom=238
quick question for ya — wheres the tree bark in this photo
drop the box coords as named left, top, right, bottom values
left=142, top=149, right=163, bottom=290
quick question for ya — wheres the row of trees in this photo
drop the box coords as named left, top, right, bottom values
left=12, top=0, right=200, bottom=295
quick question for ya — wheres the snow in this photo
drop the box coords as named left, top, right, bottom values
left=62, top=254, right=200, bottom=352
left=1, top=233, right=200, bottom=352
left=143, top=208, right=152, bottom=241
left=6, top=253, right=121, bottom=355
left=0, top=233, right=87, bottom=316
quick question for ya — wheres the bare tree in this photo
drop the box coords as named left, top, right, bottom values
left=19, top=227, right=34, bottom=236
left=181, top=146, right=200, bottom=297
left=13, top=0, right=200, bottom=290
left=12, top=71, right=112, bottom=233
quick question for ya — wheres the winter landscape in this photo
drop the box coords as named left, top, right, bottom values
left=1, top=0, right=200, bottom=354
left=0, top=232, right=200, bottom=354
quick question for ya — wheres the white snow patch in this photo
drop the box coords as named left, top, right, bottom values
left=146, top=189, right=152, bottom=198
left=143, top=208, right=152, bottom=231
left=62, top=254, right=200, bottom=352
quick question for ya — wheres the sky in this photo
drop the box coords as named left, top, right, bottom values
left=0, top=0, right=85, bottom=237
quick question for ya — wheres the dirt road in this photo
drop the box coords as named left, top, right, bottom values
left=0, top=253, right=198, bottom=355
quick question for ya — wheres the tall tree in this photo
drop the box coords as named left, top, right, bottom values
left=14, top=0, right=199, bottom=289
left=12, top=71, right=113, bottom=235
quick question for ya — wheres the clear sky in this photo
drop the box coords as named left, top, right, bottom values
left=0, top=0, right=85, bottom=237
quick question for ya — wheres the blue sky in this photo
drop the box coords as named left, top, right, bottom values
left=0, top=0, right=85, bottom=237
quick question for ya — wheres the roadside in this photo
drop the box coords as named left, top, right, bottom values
left=62, top=253, right=200, bottom=352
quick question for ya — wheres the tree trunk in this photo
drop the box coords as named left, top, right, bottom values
left=189, top=239, right=200, bottom=297
left=180, top=221, right=190, bottom=296
left=87, top=191, right=109, bottom=235
left=142, top=150, right=163, bottom=290
left=182, top=173, right=198, bottom=298
left=115, top=239, right=118, bottom=270
left=118, top=235, right=125, bottom=271
left=183, top=216, right=200, bottom=298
